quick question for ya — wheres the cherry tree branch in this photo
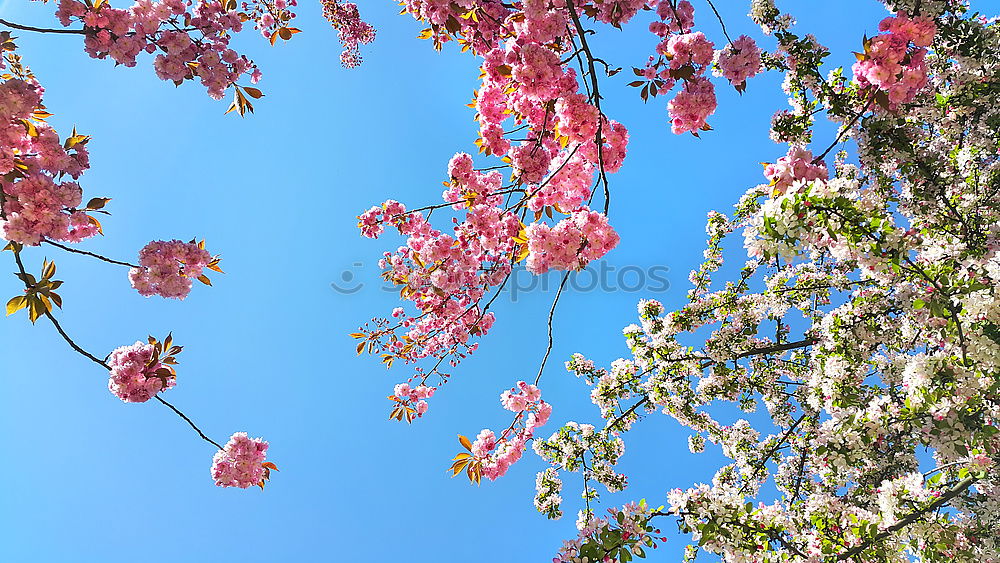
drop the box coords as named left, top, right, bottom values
left=155, top=396, right=224, bottom=449
left=534, top=272, right=571, bottom=385
left=703, top=0, right=734, bottom=44
left=565, top=0, right=611, bottom=214
left=0, top=19, right=88, bottom=35
left=5, top=233, right=222, bottom=450
left=42, top=239, right=140, bottom=268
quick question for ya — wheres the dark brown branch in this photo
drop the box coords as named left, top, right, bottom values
left=155, top=396, right=224, bottom=450
left=565, top=0, right=611, bottom=214
left=836, top=475, right=978, bottom=560
left=812, top=90, right=878, bottom=164
left=606, top=396, right=649, bottom=432
left=704, top=0, right=734, bottom=44
left=44, top=309, right=111, bottom=368
left=534, top=272, right=571, bottom=385
left=736, top=338, right=817, bottom=359
left=43, top=239, right=140, bottom=268
left=0, top=18, right=88, bottom=35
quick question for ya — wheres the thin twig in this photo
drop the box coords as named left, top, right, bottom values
left=534, top=272, right=571, bottom=385
left=606, top=396, right=649, bottom=432
left=703, top=0, right=734, bottom=44
left=154, top=396, right=224, bottom=450
left=812, top=90, right=878, bottom=164
left=43, top=239, right=139, bottom=268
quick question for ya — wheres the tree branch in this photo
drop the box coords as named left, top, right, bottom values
left=534, top=272, right=571, bottom=385
left=0, top=19, right=88, bottom=35
left=565, top=0, right=611, bottom=214
left=155, top=396, right=224, bottom=450
left=42, top=239, right=140, bottom=268
left=836, top=475, right=978, bottom=560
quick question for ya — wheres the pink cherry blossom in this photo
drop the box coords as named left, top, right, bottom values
left=211, top=432, right=270, bottom=489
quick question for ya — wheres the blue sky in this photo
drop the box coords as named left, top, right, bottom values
left=0, top=1, right=924, bottom=561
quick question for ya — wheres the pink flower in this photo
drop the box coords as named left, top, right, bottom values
left=106, top=341, right=175, bottom=403
left=211, top=432, right=271, bottom=489
left=667, top=76, right=717, bottom=135
left=763, top=145, right=828, bottom=195
left=129, top=239, right=215, bottom=299
left=717, top=35, right=762, bottom=86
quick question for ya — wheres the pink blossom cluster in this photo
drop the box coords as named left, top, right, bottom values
left=638, top=2, right=766, bottom=134
left=664, top=31, right=714, bottom=70
left=241, top=0, right=298, bottom=41
left=524, top=208, right=621, bottom=274
left=321, top=0, right=376, bottom=68
left=763, top=145, right=828, bottom=195
left=852, top=13, right=936, bottom=108
left=588, top=0, right=645, bottom=26
left=443, top=152, right=505, bottom=207
left=358, top=199, right=409, bottom=239
left=716, top=35, right=762, bottom=86
left=649, top=0, right=694, bottom=35
left=511, top=0, right=564, bottom=46
left=129, top=239, right=212, bottom=299
left=476, top=41, right=628, bottom=185
left=54, top=0, right=261, bottom=100
left=367, top=0, right=626, bottom=391
left=211, top=432, right=269, bottom=488
left=658, top=30, right=718, bottom=136
left=0, top=77, right=99, bottom=245
left=106, top=341, right=175, bottom=403
left=666, top=75, right=718, bottom=135
left=401, top=0, right=508, bottom=55
left=471, top=382, right=552, bottom=480
left=527, top=154, right=593, bottom=213
left=358, top=179, right=519, bottom=384
left=392, top=382, right=436, bottom=416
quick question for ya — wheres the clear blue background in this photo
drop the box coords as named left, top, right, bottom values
left=0, top=1, right=960, bottom=561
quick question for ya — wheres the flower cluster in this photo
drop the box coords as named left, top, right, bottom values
left=555, top=500, right=663, bottom=563
left=534, top=467, right=564, bottom=519
left=460, top=382, right=551, bottom=482
left=391, top=382, right=435, bottom=418
left=129, top=239, right=216, bottom=299
left=321, top=0, right=376, bottom=68
left=524, top=208, right=620, bottom=274
left=0, top=75, right=100, bottom=245
left=241, top=0, right=298, bottom=42
left=106, top=340, right=175, bottom=402
left=852, top=12, right=937, bottom=108
left=666, top=75, right=718, bottom=135
left=534, top=421, right=628, bottom=497
left=54, top=0, right=261, bottom=100
left=762, top=145, right=828, bottom=195
left=636, top=2, right=766, bottom=134
left=211, top=432, right=272, bottom=489
left=715, top=35, right=763, bottom=87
